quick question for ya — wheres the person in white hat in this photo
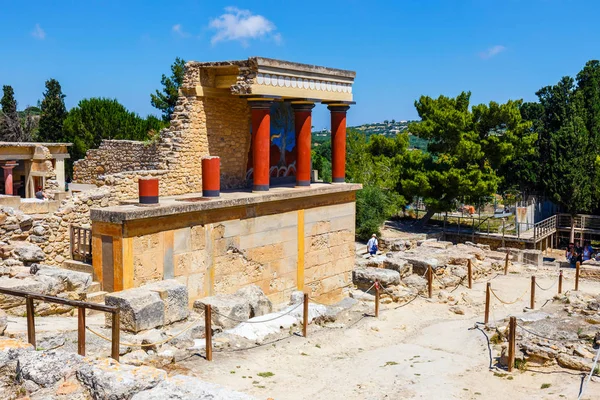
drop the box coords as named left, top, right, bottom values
left=367, top=234, right=378, bottom=255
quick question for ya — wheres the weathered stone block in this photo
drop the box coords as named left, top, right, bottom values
left=174, top=227, right=191, bottom=255
left=0, top=277, right=45, bottom=309
left=131, top=374, right=256, bottom=400
left=34, top=265, right=92, bottom=292
left=193, top=294, right=251, bottom=329
left=12, top=242, right=45, bottom=263
left=235, top=284, right=272, bottom=317
left=145, top=279, right=189, bottom=325
left=383, top=254, right=412, bottom=277
left=190, top=225, right=206, bottom=250
left=523, top=249, right=543, bottom=268
left=105, top=288, right=165, bottom=333
left=353, top=267, right=400, bottom=289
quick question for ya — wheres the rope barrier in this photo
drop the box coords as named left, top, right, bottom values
left=578, top=345, right=600, bottom=400
left=86, top=317, right=201, bottom=347
left=195, top=301, right=304, bottom=324
left=535, top=279, right=557, bottom=291
left=489, top=286, right=529, bottom=305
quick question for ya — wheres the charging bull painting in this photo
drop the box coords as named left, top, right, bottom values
left=246, top=102, right=297, bottom=181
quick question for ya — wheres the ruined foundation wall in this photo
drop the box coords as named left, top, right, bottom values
left=119, top=201, right=355, bottom=305
left=73, top=140, right=162, bottom=185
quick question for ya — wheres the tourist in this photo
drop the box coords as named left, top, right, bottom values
left=367, top=234, right=378, bottom=255
left=35, top=187, right=47, bottom=200
left=583, top=242, right=594, bottom=262
left=566, top=243, right=577, bottom=268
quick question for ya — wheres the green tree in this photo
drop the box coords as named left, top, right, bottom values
left=38, top=79, right=67, bottom=142
left=63, top=98, right=165, bottom=167
left=536, top=77, right=597, bottom=241
left=406, top=92, right=501, bottom=224
left=151, top=57, right=185, bottom=122
left=0, top=85, right=33, bottom=142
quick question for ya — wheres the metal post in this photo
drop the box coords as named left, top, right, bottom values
left=303, top=293, right=309, bottom=337
left=375, top=282, right=380, bottom=318
left=78, top=306, right=85, bottom=356
left=26, top=296, right=35, bottom=347
left=508, top=316, right=516, bottom=372
left=558, top=270, right=563, bottom=294
left=467, top=259, right=472, bottom=289
left=504, top=252, right=509, bottom=275
left=427, top=266, right=433, bottom=299
left=575, top=261, right=580, bottom=291
left=111, top=309, right=120, bottom=361
left=484, top=283, right=491, bottom=325
left=204, top=304, right=213, bottom=361
left=530, top=276, right=536, bottom=310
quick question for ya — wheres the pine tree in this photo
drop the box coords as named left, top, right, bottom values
left=0, top=85, right=28, bottom=142
left=151, top=57, right=185, bottom=122
left=38, top=79, right=67, bottom=142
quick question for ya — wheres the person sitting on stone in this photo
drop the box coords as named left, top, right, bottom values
left=35, top=187, right=47, bottom=200
left=367, top=234, right=378, bottom=255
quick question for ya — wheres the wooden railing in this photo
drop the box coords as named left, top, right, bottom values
left=0, top=287, right=120, bottom=360
left=70, top=225, right=92, bottom=263
left=533, top=214, right=557, bottom=242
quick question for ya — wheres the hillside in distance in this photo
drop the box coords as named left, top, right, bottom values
left=313, top=119, right=428, bottom=151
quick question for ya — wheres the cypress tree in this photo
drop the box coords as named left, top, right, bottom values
left=38, top=79, right=67, bottom=142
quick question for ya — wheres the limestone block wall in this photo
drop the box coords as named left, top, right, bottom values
left=92, top=191, right=357, bottom=305
left=124, top=202, right=354, bottom=305
left=73, top=140, right=162, bottom=185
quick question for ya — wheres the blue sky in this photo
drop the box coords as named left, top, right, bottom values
left=1, top=0, right=599, bottom=130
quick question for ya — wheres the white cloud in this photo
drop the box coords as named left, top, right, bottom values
left=209, top=7, right=280, bottom=46
left=31, top=24, right=46, bottom=40
left=172, top=24, right=190, bottom=38
left=479, top=45, right=506, bottom=59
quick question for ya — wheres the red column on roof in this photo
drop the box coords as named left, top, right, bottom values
left=2, top=161, right=17, bottom=195
left=202, top=156, right=220, bottom=197
left=292, top=102, right=315, bottom=187
left=329, top=105, right=350, bottom=183
left=249, top=100, right=273, bottom=191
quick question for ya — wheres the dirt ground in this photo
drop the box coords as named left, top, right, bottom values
left=176, top=264, right=599, bottom=400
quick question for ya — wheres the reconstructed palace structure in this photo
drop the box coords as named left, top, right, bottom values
left=76, top=57, right=360, bottom=304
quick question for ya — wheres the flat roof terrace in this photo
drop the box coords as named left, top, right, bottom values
left=90, top=182, right=362, bottom=224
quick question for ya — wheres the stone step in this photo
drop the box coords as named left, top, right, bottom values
left=86, top=281, right=101, bottom=294
left=85, top=291, right=107, bottom=315
left=85, top=290, right=107, bottom=303
left=62, top=259, right=95, bottom=279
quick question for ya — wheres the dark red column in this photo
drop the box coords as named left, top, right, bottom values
left=138, top=177, right=159, bottom=204
left=292, top=102, right=315, bottom=186
left=2, top=161, right=17, bottom=195
left=328, top=105, right=350, bottom=183
left=249, top=100, right=273, bottom=191
left=201, top=156, right=220, bottom=197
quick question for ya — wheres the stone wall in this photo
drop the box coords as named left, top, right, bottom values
left=73, top=63, right=252, bottom=195
left=112, top=201, right=355, bottom=305
left=73, top=140, right=162, bottom=185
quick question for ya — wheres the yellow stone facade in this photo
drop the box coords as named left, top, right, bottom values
left=91, top=188, right=356, bottom=304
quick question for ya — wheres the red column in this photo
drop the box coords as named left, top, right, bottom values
left=328, top=105, right=350, bottom=183
left=249, top=100, right=272, bottom=191
left=2, top=161, right=17, bottom=195
left=292, top=102, right=315, bottom=186
left=201, top=156, right=220, bottom=197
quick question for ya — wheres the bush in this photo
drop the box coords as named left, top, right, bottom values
left=355, top=185, right=402, bottom=241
